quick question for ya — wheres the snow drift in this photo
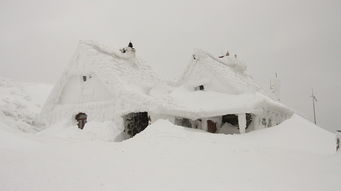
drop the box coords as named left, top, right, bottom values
left=0, top=77, right=51, bottom=133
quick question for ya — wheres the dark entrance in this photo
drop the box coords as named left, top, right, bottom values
left=123, top=112, right=149, bottom=137
left=174, top=117, right=192, bottom=128
left=222, top=113, right=253, bottom=129
left=75, top=112, right=87, bottom=129
left=207, top=120, right=217, bottom=133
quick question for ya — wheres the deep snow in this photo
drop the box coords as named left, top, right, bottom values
left=0, top=77, right=52, bottom=133
left=0, top=78, right=340, bottom=191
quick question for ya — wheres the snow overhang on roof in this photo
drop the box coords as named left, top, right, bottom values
left=156, top=88, right=291, bottom=120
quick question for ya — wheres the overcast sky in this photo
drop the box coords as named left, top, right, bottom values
left=0, top=0, right=340, bottom=132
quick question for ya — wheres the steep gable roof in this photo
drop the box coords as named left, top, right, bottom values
left=179, top=49, right=263, bottom=94
left=41, top=41, right=160, bottom=115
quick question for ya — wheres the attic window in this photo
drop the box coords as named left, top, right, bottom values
left=195, top=85, right=205, bottom=91
left=82, top=76, right=87, bottom=82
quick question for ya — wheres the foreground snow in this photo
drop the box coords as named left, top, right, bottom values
left=0, top=78, right=340, bottom=191
left=1, top=118, right=340, bottom=191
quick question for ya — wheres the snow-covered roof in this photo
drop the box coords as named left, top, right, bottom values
left=156, top=87, right=292, bottom=119
left=41, top=41, right=161, bottom=116
left=67, top=41, right=160, bottom=95
left=41, top=42, right=292, bottom=124
left=179, top=49, right=263, bottom=95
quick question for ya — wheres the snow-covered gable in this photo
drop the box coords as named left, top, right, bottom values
left=41, top=41, right=161, bottom=124
left=179, top=49, right=263, bottom=94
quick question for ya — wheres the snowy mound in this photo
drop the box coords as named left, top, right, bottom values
left=0, top=77, right=52, bottom=133
left=244, top=114, right=337, bottom=154
left=135, top=114, right=337, bottom=154
left=38, top=120, right=125, bottom=142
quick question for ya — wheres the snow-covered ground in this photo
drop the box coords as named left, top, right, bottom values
left=0, top=77, right=52, bottom=133
left=1, top=78, right=340, bottom=191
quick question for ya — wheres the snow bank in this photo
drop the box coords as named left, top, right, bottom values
left=135, top=115, right=337, bottom=154
left=38, top=120, right=125, bottom=142
left=0, top=121, right=42, bottom=150
left=0, top=114, right=340, bottom=191
left=0, top=77, right=52, bottom=133
left=243, top=114, right=337, bottom=154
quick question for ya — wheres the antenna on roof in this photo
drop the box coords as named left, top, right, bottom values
left=311, top=88, right=318, bottom=124
left=270, top=72, right=281, bottom=101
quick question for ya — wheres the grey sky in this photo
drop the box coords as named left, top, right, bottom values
left=1, top=0, right=340, bottom=132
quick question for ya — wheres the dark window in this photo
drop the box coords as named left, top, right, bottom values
left=82, top=76, right=87, bottom=82
left=195, top=85, right=205, bottom=91
left=75, top=112, right=87, bottom=129
left=261, top=118, right=267, bottom=126
left=222, top=113, right=253, bottom=129
left=222, top=114, right=239, bottom=126
left=192, top=54, right=197, bottom=60
left=175, top=117, right=192, bottom=128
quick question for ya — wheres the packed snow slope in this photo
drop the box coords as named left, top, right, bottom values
left=0, top=77, right=52, bottom=133
left=1, top=119, right=340, bottom=191
left=1, top=78, right=340, bottom=191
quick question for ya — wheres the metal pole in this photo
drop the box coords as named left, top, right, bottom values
left=311, top=89, right=317, bottom=124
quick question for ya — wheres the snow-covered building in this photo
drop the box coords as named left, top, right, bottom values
left=40, top=41, right=163, bottom=137
left=152, top=50, right=293, bottom=134
left=40, top=41, right=293, bottom=137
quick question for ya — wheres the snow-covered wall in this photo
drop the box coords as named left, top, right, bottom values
left=58, top=74, right=113, bottom=104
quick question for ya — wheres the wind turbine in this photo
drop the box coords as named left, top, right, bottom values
left=311, top=89, right=318, bottom=124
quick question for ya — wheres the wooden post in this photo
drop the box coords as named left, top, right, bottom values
left=238, top=113, right=246, bottom=134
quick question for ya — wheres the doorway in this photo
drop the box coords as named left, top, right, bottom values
left=123, top=112, right=149, bottom=137
left=207, top=120, right=217, bottom=133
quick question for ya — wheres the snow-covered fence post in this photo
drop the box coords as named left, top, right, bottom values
left=238, top=113, right=246, bottom=134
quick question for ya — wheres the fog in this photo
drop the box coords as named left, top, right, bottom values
left=0, top=0, right=340, bottom=132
